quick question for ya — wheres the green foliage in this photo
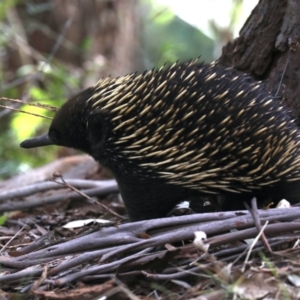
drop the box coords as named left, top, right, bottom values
left=0, top=60, right=81, bottom=178
left=230, top=0, right=244, bottom=27
left=150, top=5, right=174, bottom=25
left=0, top=214, right=7, bottom=225
left=0, top=0, right=18, bottom=21
left=142, top=0, right=214, bottom=67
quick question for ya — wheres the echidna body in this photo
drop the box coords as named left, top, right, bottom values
left=21, top=61, right=300, bottom=221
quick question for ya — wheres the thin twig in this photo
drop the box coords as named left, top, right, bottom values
left=0, top=104, right=52, bottom=119
left=242, top=220, right=269, bottom=272
left=51, top=174, right=123, bottom=219
left=0, top=225, right=26, bottom=253
left=0, top=179, right=117, bottom=201
left=0, top=97, right=57, bottom=111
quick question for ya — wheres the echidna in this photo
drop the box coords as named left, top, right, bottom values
left=21, top=61, right=300, bottom=221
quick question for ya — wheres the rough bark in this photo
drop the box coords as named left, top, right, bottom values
left=219, top=0, right=300, bottom=122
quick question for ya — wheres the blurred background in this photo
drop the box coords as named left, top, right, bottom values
left=0, top=0, right=258, bottom=179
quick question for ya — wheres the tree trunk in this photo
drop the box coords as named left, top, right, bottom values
left=219, top=0, right=300, bottom=123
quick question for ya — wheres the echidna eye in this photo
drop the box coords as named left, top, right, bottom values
left=49, top=129, right=61, bottom=143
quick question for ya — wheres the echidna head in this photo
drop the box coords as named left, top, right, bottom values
left=20, top=87, right=96, bottom=154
